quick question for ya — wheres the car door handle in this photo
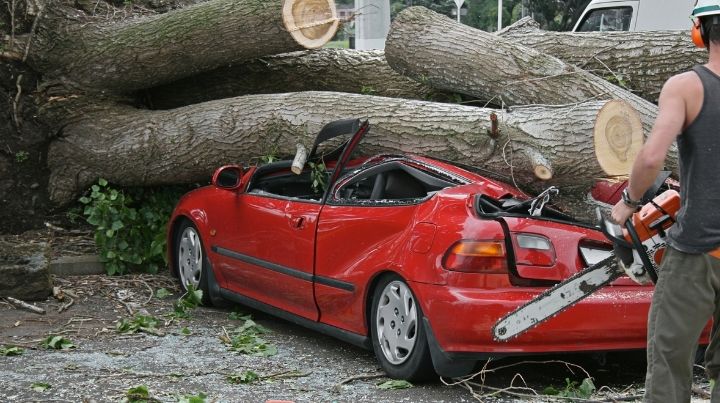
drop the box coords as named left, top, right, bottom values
left=291, top=216, right=305, bottom=229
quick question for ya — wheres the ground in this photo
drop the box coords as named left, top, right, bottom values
left=0, top=268, right=712, bottom=402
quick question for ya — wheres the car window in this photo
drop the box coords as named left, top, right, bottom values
left=576, top=7, right=632, bottom=32
left=248, top=168, right=325, bottom=202
left=334, top=162, right=455, bottom=204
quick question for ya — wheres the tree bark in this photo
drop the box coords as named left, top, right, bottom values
left=499, top=17, right=706, bottom=103
left=384, top=7, right=660, bottom=136
left=145, top=49, right=444, bottom=109
left=47, top=92, right=639, bottom=219
left=385, top=7, right=679, bottom=175
left=11, top=0, right=338, bottom=93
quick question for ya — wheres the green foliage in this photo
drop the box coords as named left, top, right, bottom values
left=0, top=345, right=24, bottom=356
left=260, top=144, right=280, bottom=164
left=177, top=393, right=207, bottom=403
left=360, top=85, right=377, bottom=95
left=41, top=335, right=75, bottom=350
left=227, top=370, right=260, bottom=384
left=116, top=314, right=164, bottom=336
left=30, top=382, right=51, bottom=392
left=377, top=379, right=413, bottom=389
left=228, top=310, right=250, bottom=321
left=309, top=160, right=328, bottom=193
left=543, top=377, right=596, bottom=399
left=155, top=288, right=172, bottom=299
left=170, top=284, right=203, bottom=319
left=15, top=151, right=29, bottom=163
left=79, top=179, right=185, bottom=275
left=124, top=385, right=160, bottom=403
left=225, top=316, right=277, bottom=357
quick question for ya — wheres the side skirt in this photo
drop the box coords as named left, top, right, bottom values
left=218, top=287, right=372, bottom=350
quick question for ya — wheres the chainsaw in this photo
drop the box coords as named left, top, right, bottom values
left=492, top=175, right=680, bottom=341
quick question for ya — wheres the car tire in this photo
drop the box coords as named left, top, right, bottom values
left=370, top=274, right=434, bottom=381
left=174, top=219, right=213, bottom=305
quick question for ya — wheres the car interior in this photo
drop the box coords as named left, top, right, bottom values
left=246, top=159, right=456, bottom=203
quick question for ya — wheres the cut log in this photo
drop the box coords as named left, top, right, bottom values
left=384, top=6, right=677, bottom=175
left=499, top=17, right=706, bottom=103
left=145, top=49, right=443, bottom=109
left=11, top=0, right=338, bottom=93
left=46, top=92, right=641, bottom=220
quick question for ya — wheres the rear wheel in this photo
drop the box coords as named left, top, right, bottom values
left=174, top=220, right=211, bottom=305
left=370, top=274, right=434, bottom=381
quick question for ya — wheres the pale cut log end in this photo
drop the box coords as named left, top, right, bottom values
left=282, top=0, right=339, bottom=49
left=593, top=100, right=643, bottom=176
left=526, top=149, right=553, bottom=181
left=534, top=165, right=552, bottom=181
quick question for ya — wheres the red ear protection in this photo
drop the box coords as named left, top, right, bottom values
left=692, top=18, right=707, bottom=48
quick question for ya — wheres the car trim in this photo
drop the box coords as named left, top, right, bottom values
left=211, top=245, right=355, bottom=292
left=217, top=286, right=371, bottom=349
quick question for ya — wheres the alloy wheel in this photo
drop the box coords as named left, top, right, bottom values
left=178, top=226, right=203, bottom=289
left=375, top=280, right=418, bottom=365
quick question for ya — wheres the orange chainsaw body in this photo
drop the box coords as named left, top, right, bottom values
left=625, top=190, right=680, bottom=267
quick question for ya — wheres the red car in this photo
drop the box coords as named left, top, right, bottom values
left=168, top=119, right=654, bottom=380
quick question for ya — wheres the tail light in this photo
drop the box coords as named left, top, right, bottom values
left=442, top=240, right=508, bottom=273
left=511, top=233, right=555, bottom=267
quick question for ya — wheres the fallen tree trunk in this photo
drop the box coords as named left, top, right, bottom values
left=145, top=49, right=444, bottom=109
left=7, top=0, right=338, bottom=93
left=47, top=91, right=641, bottom=220
left=384, top=7, right=660, bottom=135
left=385, top=6, right=678, bottom=176
left=499, top=17, right=705, bottom=103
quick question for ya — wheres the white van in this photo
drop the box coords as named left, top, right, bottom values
left=572, top=0, right=694, bottom=32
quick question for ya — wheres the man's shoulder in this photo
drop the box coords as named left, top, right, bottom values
left=662, top=70, right=703, bottom=98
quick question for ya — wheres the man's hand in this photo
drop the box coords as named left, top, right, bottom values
left=611, top=199, right=637, bottom=225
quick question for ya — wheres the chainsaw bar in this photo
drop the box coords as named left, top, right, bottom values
left=492, top=255, right=622, bottom=341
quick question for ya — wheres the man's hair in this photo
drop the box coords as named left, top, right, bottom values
left=701, top=15, right=720, bottom=48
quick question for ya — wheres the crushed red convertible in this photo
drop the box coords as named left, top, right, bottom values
left=167, top=118, right=655, bottom=380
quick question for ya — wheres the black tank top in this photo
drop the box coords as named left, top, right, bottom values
left=667, top=65, right=720, bottom=253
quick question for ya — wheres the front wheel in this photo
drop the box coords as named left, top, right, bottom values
left=370, top=274, right=434, bottom=381
left=174, top=220, right=212, bottom=305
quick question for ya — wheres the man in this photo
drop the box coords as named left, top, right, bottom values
left=611, top=1, right=720, bottom=401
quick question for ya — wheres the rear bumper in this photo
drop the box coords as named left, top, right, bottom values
left=414, top=282, right=654, bottom=356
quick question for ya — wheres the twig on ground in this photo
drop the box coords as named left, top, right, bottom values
left=5, top=297, right=45, bottom=314
left=12, top=74, right=22, bottom=129
left=332, top=372, right=386, bottom=393
left=22, top=2, right=44, bottom=63
left=58, top=296, right=74, bottom=313
left=692, top=384, right=711, bottom=399
left=262, top=370, right=312, bottom=380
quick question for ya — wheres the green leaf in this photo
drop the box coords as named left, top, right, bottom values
left=41, top=335, right=75, bottom=350
left=178, top=392, right=207, bottom=403
left=155, top=288, right=172, bottom=299
left=227, top=370, right=260, bottom=384
left=98, top=178, right=108, bottom=186
left=181, top=327, right=191, bottom=335
left=31, top=382, right=51, bottom=392
left=0, top=345, right=24, bottom=356
left=125, top=384, right=151, bottom=402
left=111, top=220, right=124, bottom=231
left=106, top=229, right=115, bottom=238
left=377, top=379, right=413, bottom=390
left=79, top=196, right=91, bottom=204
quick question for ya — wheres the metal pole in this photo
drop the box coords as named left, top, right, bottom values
left=497, top=0, right=503, bottom=31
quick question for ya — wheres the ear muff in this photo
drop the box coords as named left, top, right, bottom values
left=692, top=18, right=707, bottom=48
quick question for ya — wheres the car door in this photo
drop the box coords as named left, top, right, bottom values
left=212, top=192, right=320, bottom=321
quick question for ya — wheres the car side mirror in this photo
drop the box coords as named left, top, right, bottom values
left=212, top=165, right=245, bottom=190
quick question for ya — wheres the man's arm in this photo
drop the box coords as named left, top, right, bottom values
left=611, top=74, right=689, bottom=224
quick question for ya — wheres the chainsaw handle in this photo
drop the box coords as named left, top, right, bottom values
left=596, top=208, right=632, bottom=248
left=624, top=217, right=659, bottom=284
